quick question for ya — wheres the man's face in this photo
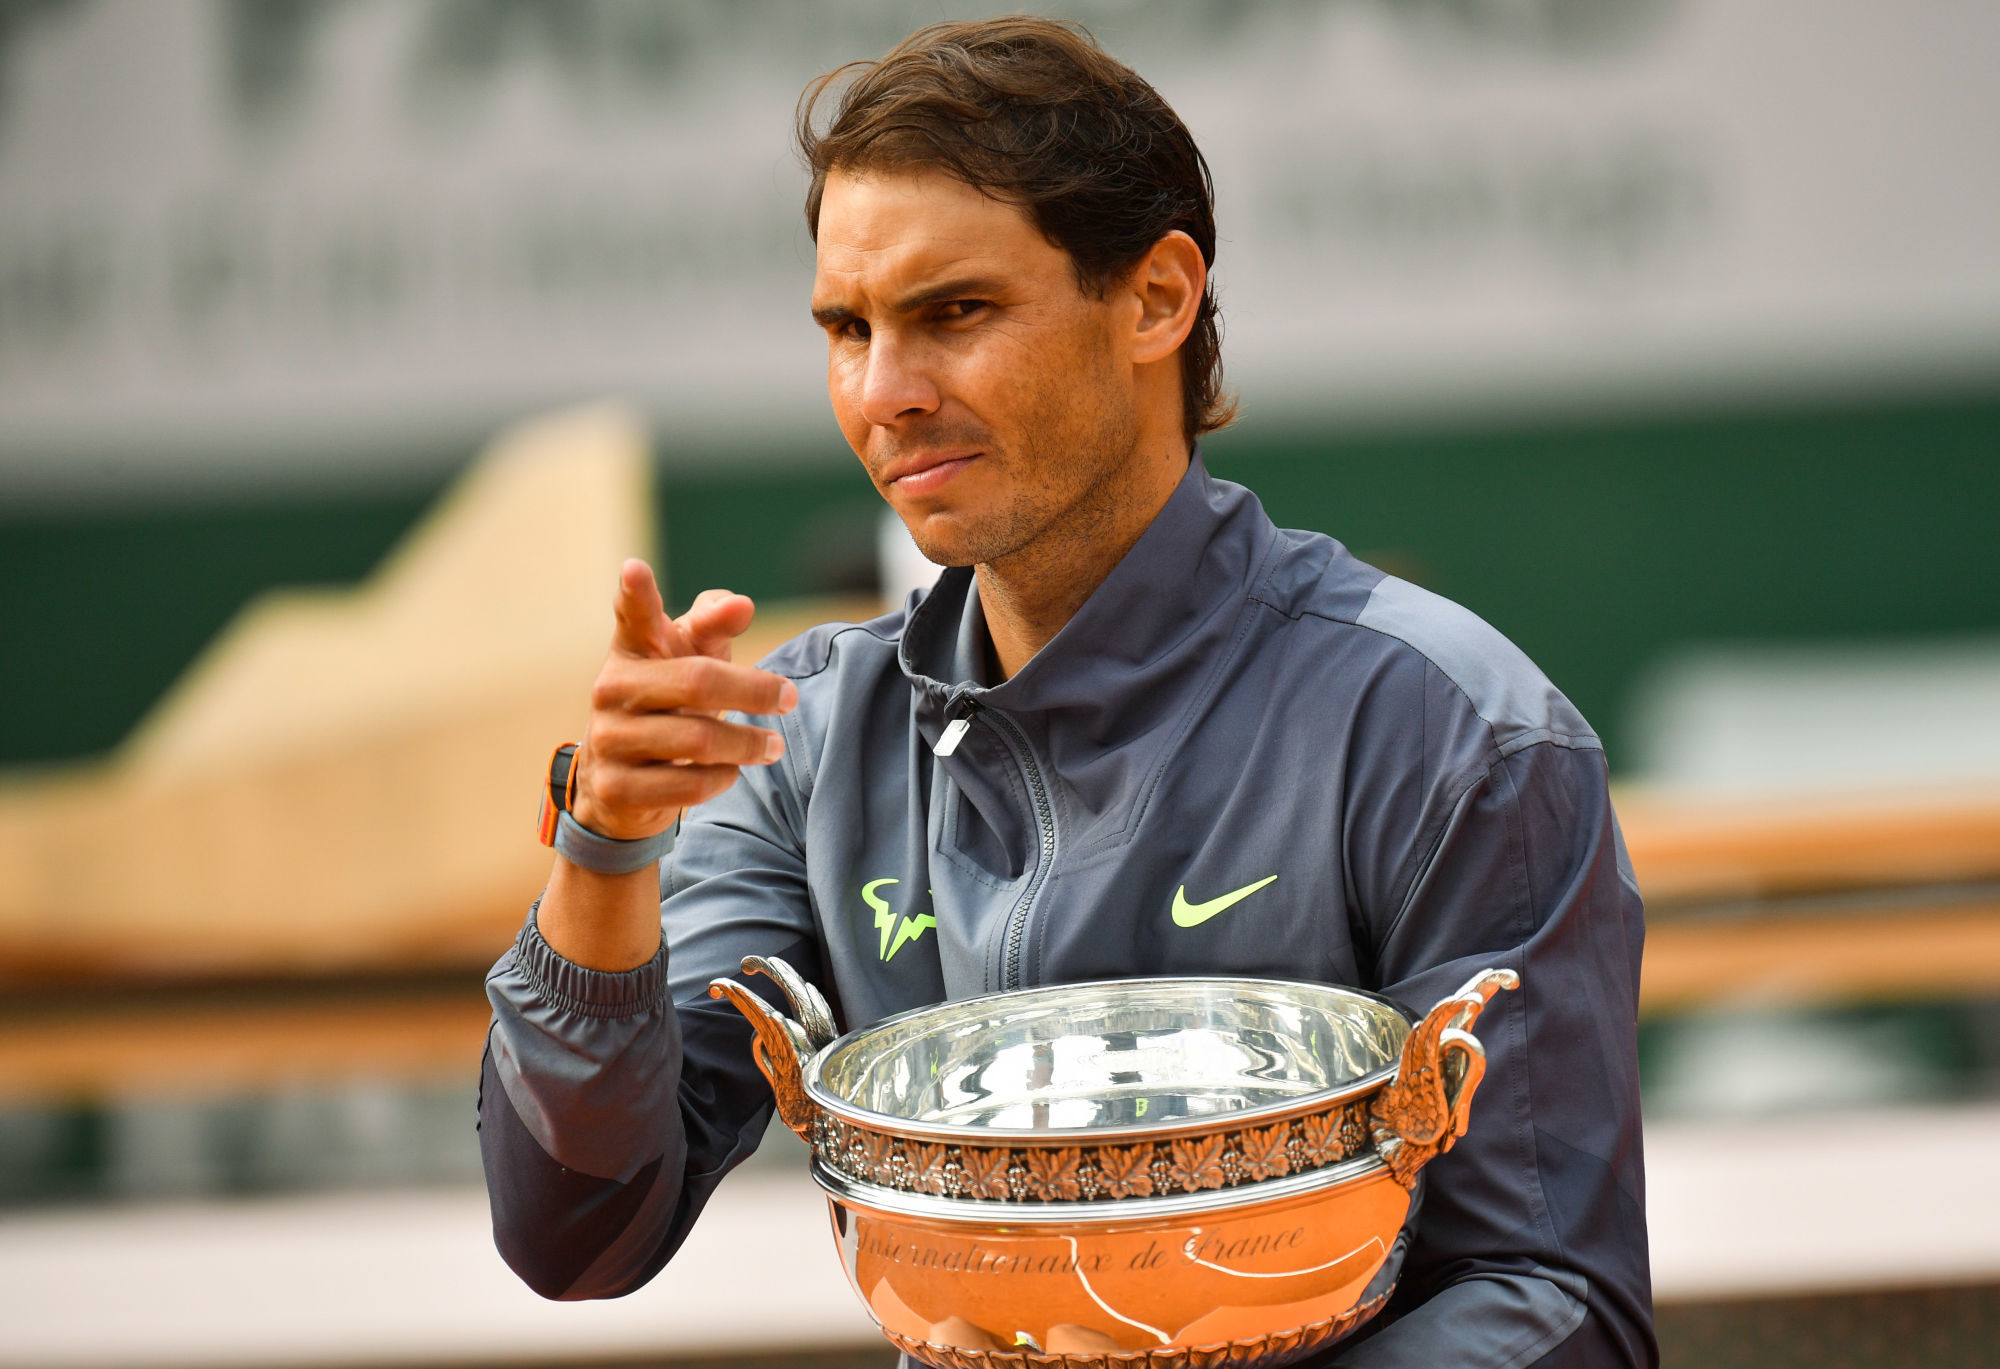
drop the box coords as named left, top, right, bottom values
left=812, top=167, right=1142, bottom=569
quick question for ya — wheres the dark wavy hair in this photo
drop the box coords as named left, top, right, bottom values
left=798, top=16, right=1236, bottom=443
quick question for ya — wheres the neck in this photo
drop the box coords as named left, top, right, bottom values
left=976, top=440, right=1191, bottom=679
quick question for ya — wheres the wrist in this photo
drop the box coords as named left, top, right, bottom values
left=539, top=859, right=665, bottom=973
left=537, top=742, right=677, bottom=875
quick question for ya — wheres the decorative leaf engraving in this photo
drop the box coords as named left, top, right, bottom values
left=908, top=1141, right=952, bottom=1196
left=1168, top=1134, right=1228, bottom=1191
left=1023, top=1147, right=1085, bottom=1201
left=1097, top=1143, right=1155, bottom=1199
left=858, top=1130, right=900, bottom=1185
left=808, top=1085, right=1471, bottom=1200
left=1285, top=1121, right=1312, bottom=1173
left=961, top=1145, right=1014, bottom=1201
left=1299, top=1111, right=1344, bottom=1167
left=1239, top=1123, right=1293, bottom=1182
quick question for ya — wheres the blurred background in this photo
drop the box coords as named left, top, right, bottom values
left=2, top=2, right=1996, bottom=1366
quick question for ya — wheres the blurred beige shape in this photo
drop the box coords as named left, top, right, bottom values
left=1620, top=784, right=2000, bottom=1015
left=0, top=403, right=654, bottom=981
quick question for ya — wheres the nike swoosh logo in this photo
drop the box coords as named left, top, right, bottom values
left=1172, top=875, right=1278, bottom=928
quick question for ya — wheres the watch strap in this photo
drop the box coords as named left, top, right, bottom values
left=553, top=809, right=676, bottom=876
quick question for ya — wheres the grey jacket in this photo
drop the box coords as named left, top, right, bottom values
left=480, top=459, right=1656, bottom=1367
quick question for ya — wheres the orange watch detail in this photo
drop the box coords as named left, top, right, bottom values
left=537, top=742, right=581, bottom=846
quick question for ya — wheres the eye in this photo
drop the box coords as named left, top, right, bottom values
left=841, top=318, right=872, bottom=341
left=939, top=299, right=990, bottom=322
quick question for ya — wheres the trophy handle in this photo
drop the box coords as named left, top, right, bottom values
left=707, top=955, right=836, bottom=1137
left=743, top=954, right=839, bottom=1050
left=1368, top=968, right=1519, bottom=1189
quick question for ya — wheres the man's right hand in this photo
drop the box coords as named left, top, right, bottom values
left=537, top=559, right=796, bottom=973
left=571, top=559, right=798, bottom=840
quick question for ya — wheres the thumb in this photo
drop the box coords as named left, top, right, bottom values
left=677, top=588, right=756, bottom=662
left=609, top=559, right=690, bottom=658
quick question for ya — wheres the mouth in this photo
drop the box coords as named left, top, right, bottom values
left=881, top=450, right=981, bottom=497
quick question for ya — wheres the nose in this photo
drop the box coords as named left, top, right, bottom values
left=857, top=332, right=941, bottom=428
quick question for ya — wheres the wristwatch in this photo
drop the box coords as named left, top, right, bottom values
left=536, top=742, right=676, bottom=875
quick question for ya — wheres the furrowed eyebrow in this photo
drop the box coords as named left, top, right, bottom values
left=812, top=277, right=1002, bottom=329
left=892, top=277, right=1003, bottom=314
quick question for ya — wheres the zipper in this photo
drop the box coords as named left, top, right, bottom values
left=979, top=707, right=1057, bottom=992
left=930, top=692, right=1058, bottom=991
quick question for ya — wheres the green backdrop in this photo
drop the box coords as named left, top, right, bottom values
left=3, top=388, right=1995, bottom=771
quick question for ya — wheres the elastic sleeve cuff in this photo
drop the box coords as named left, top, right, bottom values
left=511, top=902, right=669, bottom=1019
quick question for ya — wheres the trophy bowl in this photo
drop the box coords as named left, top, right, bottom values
left=710, top=960, right=1518, bottom=1369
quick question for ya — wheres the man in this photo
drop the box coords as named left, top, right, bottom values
left=481, top=18, right=1654, bottom=1367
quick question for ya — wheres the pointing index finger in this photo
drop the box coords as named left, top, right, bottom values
left=611, top=559, right=691, bottom=659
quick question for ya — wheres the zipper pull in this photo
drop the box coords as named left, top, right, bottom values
left=934, top=716, right=971, bottom=758
left=934, top=696, right=977, bottom=757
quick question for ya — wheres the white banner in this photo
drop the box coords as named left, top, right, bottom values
left=2, top=0, right=1996, bottom=496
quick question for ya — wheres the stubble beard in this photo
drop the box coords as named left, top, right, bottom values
left=895, top=367, right=1144, bottom=580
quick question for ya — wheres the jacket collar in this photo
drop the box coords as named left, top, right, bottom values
left=899, top=452, right=1277, bottom=725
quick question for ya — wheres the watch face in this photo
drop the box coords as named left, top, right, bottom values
left=539, top=742, right=580, bottom=846
left=555, top=743, right=580, bottom=809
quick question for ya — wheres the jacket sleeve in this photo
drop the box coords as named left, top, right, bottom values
left=478, top=707, right=821, bottom=1301
left=1331, top=693, right=1657, bottom=1365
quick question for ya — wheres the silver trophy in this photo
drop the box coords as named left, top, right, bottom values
left=713, top=958, right=1517, bottom=1369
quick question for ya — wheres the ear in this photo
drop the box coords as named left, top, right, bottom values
left=1127, top=230, right=1206, bottom=368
